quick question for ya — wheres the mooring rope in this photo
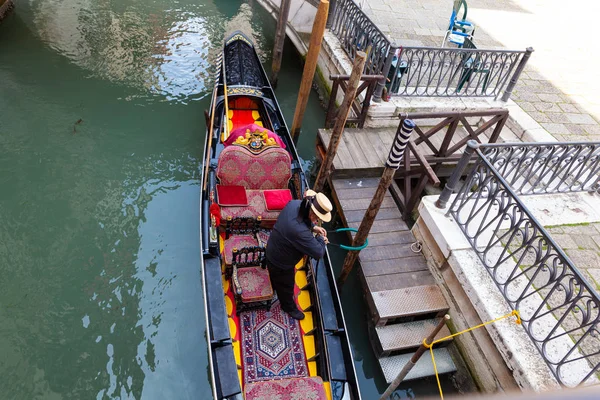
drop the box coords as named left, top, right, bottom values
left=423, top=310, right=521, bottom=399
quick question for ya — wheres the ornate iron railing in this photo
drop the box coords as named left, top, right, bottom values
left=481, top=143, right=600, bottom=195
left=328, top=0, right=392, bottom=76
left=388, top=46, right=530, bottom=99
left=444, top=141, right=600, bottom=386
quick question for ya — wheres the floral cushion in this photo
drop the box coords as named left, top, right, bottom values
left=223, top=234, right=258, bottom=265
left=216, top=146, right=291, bottom=190
left=220, top=190, right=281, bottom=224
left=245, top=377, right=327, bottom=400
left=235, top=266, right=273, bottom=303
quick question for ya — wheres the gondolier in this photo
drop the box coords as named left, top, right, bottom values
left=266, top=190, right=333, bottom=320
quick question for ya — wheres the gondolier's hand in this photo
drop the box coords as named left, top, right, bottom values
left=313, top=226, right=327, bottom=237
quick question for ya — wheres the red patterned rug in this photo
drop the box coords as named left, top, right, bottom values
left=240, top=300, right=308, bottom=384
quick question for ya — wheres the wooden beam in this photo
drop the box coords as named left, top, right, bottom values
left=271, top=0, right=292, bottom=88
left=290, top=0, right=329, bottom=140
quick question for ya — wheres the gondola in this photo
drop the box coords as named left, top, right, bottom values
left=200, top=31, right=361, bottom=400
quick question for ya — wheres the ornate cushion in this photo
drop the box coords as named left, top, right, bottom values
left=216, top=146, right=291, bottom=190
left=244, top=377, right=327, bottom=400
left=220, top=190, right=281, bottom=224
left=223, top=234, right=258, bottom=265
left=235, top=266, right=273, bottom=303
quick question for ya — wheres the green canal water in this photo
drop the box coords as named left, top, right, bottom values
left=0, top=1, right=455, bottom=399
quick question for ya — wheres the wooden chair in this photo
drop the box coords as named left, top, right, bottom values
left=231, top=246, right=273, bottom=314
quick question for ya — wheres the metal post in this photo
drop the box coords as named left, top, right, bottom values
left=271, top=0, right=292, bottom=88
left=338, top=119, right=415, bottom=285
left=435, top=139, right=479, bottom=209
left=373, top=43, right=398, bottom=103
left=326, top=0, right=337, bottom=29
left=380, top=315, right=451, bottom=400
left=501, top=47, right=534, bottom=102
left=314, top=52, right=367, bottom=192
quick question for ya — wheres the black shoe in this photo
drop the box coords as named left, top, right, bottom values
left=286, top=308, right=305, bottom=321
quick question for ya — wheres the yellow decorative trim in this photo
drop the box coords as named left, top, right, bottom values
left=227, top=86, right=263, bottom=97
left=232, top=128, right=279, bottom=153
left=226, top=33, right=252, bottom=46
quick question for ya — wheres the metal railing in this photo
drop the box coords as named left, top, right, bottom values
left=327, top=0, right=533, bottom=101
left=442, top=141, right=600, bottom=387
left=328, top=0, right=393, bottom=76
left=388, top=46, right=532, bottom=99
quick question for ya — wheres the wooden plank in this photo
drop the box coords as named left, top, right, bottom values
left=366, top=271, right=436, bottom=292
left=332, top=177, right=382, bottom=189
left=353, top=231, right=415, bottom=247
left=356, top=131, right=385, bottom=166
left=370, top=130, right=391, bottom=164
left=319, top=129, right=353, bottom=169
left=359, top=244, right=418, bottom=261
left=335, top=186, right=378, bottom=200
left=349, top=218, right=408, bottom=233
left=344, top=208, right=402, bottom=224
left=342, top=134, right=371, bottom=168
left=360, top=256, right=429, bottom=276
left=340, top=196, right=397, bottom=211
left=377, top=128, right=395, bottom=150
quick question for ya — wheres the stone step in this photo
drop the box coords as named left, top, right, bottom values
left=371, top=285, right=449, bottom=326
left=374, top=319, right=452, bottom=357
left=378, top=347, right=456, bottom=383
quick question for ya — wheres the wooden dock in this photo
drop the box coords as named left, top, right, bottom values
left=321, top=128, right=459, bottom=382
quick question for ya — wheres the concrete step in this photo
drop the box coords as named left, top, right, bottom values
left=371, top=285, right=449, bottom=326
left=378, top=347, right=456, bottom=383
left=374, top=319, right=452, bottom=357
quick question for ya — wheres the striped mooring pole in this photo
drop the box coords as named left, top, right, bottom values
left=337, top=119, right=416, bottom=285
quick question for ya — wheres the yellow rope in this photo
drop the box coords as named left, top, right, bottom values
left=425, top=310, right=521, bottom=400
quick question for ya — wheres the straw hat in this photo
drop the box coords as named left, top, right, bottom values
left=305, top=190, right=332, bottom=222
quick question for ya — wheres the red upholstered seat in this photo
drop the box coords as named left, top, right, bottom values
left=220, top=190, right=282, bottom=224
left=244, top=377, right=327, bottom=400
left=216, top=146, right=291, bottom=190
left=223, top=234, right=258, bottom=265
left=235, top=266, right=273, bottom=303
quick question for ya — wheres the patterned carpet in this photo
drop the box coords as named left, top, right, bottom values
left=240, top=300, right=308, bottom=384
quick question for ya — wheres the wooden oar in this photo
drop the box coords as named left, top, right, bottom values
left=203, top=54, right=223, bottom=191
left=221, top=54, right=230, bottom=142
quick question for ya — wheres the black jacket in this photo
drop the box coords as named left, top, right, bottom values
left=266, top=200, right=326, bottom=270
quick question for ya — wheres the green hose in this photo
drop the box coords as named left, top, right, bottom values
left=327, top=227, right=369, bottom=251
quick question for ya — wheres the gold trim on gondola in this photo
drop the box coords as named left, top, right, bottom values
left=232, top=129, right=279, bottom=153
left=226, top=33, right=252, bottom=46
left=227, top=86, right=263, bottom=97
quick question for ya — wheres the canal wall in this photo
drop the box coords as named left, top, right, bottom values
left=0, top=0, right=14, bottom=22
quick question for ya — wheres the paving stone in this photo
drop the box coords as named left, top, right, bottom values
left=571, top=235, right=600, bottom=250
left=546, top=226, right=565, bottom=235
left=565, top=250, right=600, bottom=269
left=540, top=123, right=570, bottom=135
left=513, top=90, right=540, bottom=102
left=526, top=111, right=551, bottom=123
left=566, top=113, right=598, bottom=125
left=551, top=234, right=579, bottom=250
left=559, top=103, right=579, bottom=113
left=586, top=269, right=600, bottom=286
left=592, top=235, right=600, bottom=249
left=517, top=101, right=536, bottom=112
left=537, top=93, right=563, bottom=103
left=564, top=124, right=588, bottom=135
left=560, top=225, right=599, bottom=235
left=581, top=124, right=600, bottom=135
left=546, top=112, right=570, bottom=123
left=533, top=102, right=562, bottom=113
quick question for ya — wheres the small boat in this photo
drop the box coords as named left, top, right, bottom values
left=200, top=31, right=361, bottom=400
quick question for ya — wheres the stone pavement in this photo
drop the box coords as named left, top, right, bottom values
left=547, top=223, right=600, bottom=294
left=361, top=0, right=600, bottom=142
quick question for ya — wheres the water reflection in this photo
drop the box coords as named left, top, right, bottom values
left=28, top=0, right=226, bottom=103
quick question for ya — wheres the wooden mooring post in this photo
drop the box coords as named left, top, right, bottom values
left=271, top=0, right=292, bottom=88
left=290, top=0, right=329, bottom=141
left=337, top=119, right=416, bottom=285
left=314, top=51, right=367, bottom=192
left=380, top=315, right=451, bottom=399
